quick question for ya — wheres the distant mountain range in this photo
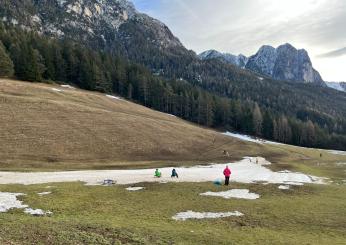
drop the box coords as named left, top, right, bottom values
left=199, top=43, right=325, bottom=86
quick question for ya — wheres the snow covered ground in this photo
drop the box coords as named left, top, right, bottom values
left=200, top=189, right=260, bottom=200
left=223, top=132, right=346, bottom=155
left=328, top=151, right=346, bottom=156
left=60, top=84, right=75, bottom=89
left=51, top=88, right=63, bottom=92
left=126, top=187, right=145, bottom=191
left=172, top=211, right=243, bottom=221
left=222, top=132, right=281, bottom=145
left=0, top=157, right=325, bottom=186
left=106, top=94, right=123, bottom=101
left=0, top=192, right=51, bottom=215
left=37, top=192, right=52, bottom=196
left=0, top=192, right=27, bottom=213
left=278, top=185, right=290, bottom=190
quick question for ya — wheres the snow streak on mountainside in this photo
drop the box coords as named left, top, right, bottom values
left=326, top=82, right=346, bottom=92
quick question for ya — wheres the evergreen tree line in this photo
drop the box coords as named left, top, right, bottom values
left=0, top=24, right=345, bottom=150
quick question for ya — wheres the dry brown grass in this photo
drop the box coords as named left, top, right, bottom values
left=0, top=79, right=268, bottom=170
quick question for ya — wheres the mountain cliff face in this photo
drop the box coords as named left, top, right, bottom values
left=247, top=44, right=325, bottom=85
left=0, top=0, right=184, bottom=56
left=200, top=44, right=325, bottom=85
left=199, top=50, right=248, bottom=68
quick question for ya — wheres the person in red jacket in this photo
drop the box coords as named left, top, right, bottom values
left=223, top=166, right=231, bottom=186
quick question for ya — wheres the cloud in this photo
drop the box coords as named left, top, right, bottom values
left=318, top=47, right=346, bottom=58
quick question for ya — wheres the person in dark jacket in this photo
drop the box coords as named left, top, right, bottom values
left=223, top=166, right=231, bottom=186
left=171, top=168, right=179, bottom=178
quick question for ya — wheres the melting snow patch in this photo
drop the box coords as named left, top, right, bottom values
left=278, top=185, right=290, bottom=190
left=222, top=132, right=281, bottom=145
left=51, top=88, right=63, bottom=92
left=38, top=192, right=51, bottom=196
left=0, top=157, right=326, bottom=186
left=0, top=192, right=27, bottom=212
left=106, top=95, right=123, bottom=101
left=200, top=189, right=259, bottom=200
left=336, top=163, right=346, bottom=166
left=0, top=192, right=51, bottom=216
left=328, top=150, right=346, bottom=156
left=24, top=208, right=52, bottom=216
left=61, top=84, right=75, bottom=89
left=172, top=211, right=243, bottom=221
left=126, top=187, right=144, bottom=191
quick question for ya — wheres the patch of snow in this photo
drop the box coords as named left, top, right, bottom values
left=51, top=88, right=63, bottom=92
left=200, top=189, right=259, bottom=200
left=106, top=94, right=123, bottom=101
left=278, top=185, right=290, bottom=190
left=223, top=132, right=281, bottom=145
left=0, top=157, right=326, bottom=186
left=0, top=192, right=51, bottom=216
left=61, top=85, right=75, bottom=89
left=328, top=150, right=346, bottom=156
left=84, top=7, right=92, bottom=18
left=31, top=15, right=41, bottom=24
left=257, top=76, right=264, bottom=81
left=282, top=182, right=304, bottom=186
left=126, top=187, right=144, bottom=191
left=172, top=211, right=243, bottom=221
left=67, top=3, right=82, bottom=15
left=11, top=19, right=18, bottom=25
left=24, top=208, right=52, bottom=216
left=94, top=4, right=102, bottom=15
left=224, top=132, right=346, bottom=155
left=0, top=192, right=27, bottom=213
left=37, top=192, right=51, bottom=196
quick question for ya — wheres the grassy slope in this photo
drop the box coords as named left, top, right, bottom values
left=0, top=79, right=260, bottom=170
left=1, top=79, right=345, bottom=173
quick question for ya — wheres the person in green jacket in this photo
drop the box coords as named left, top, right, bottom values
left=154, top=169, right=162, bottom=178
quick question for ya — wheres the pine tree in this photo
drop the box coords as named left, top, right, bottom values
left=253, top=103, right=263, bottom=136
left=0, top=41, right=14, bottom=77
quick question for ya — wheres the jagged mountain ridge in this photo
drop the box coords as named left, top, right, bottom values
left=0, top=0, right=183, bottom=50
left=200, top=44, right=325, bottom=86
left=199, top=50, right=248, bottom=68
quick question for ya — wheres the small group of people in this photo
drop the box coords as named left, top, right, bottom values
left=154, top=166, right=232, bottom=186
left=154, top=168, right=179, bottom=178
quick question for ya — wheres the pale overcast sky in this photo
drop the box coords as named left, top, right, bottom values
left=132, top=0, right=346, bottom=81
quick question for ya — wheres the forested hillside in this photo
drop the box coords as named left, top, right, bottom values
left=0, top=23, right=346, bottom=150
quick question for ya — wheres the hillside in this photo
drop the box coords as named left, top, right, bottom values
left=0, top=79, right=265, bottom=170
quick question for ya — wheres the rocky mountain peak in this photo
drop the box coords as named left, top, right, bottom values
left=198, top=50, right=248, bottom=68
left=246, top=43, right=325, bottom=85
left=0, top=0, right=183, bottom=50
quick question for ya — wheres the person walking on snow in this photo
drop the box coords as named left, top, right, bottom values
left=171, top=169, right=179, bottom=178
left=223, top=166, right=231, bottom=186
